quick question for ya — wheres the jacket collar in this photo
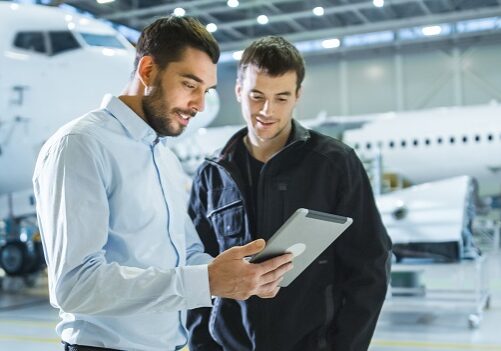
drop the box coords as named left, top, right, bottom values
left=213, top=119, right=310, bottom=162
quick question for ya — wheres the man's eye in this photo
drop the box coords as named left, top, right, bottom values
left=183, top=82, right=196, bottom=89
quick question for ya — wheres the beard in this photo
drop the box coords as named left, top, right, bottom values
left=141, top=77, right=195, bottom=137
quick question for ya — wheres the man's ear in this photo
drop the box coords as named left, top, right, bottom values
left=295, top=86, right=302, bottom=101
left=235, top=80, right=242, bottom=103
left=136, top=56, right=157, bottom=88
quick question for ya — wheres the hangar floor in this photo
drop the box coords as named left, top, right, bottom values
left=1, top=251, right=500, bottom=351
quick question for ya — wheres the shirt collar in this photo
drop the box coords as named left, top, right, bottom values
left=100, top=94, right=158, bottom=144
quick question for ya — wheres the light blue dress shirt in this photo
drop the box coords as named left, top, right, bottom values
left=33, top=95, right=213, bottom=351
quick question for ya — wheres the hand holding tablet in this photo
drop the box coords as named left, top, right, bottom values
left=250, top=208, right=353, bottom=287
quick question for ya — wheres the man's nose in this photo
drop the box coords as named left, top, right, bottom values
left=190, top=92, right=205, bottom=113
left=260, top=100, right=273, bottom=116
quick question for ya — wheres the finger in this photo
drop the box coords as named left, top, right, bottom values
left=256, top=252, right=294, bottom=274
left=257, top=279, right=283, bottom=298
left=226, top=239, right=266, bottom=258
left=259, top=262, right=293, bottom=285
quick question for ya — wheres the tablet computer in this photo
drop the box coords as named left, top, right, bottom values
left=250, top=208, right=353, bottom=287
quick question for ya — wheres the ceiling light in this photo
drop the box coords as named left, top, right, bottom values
left=173, top=7, right=186, bottom=17
left=422, top=25, right=442, bottom=36
left=257, top=15, right=269, bottom=25
left=373, top=0, right=384, bottom=8
left=206, top=23, right=218, bottom=33
left=232, top=50, right=243, bottom=60
left=67, top=22, right=76, bottom=30
left=227, top=0, right=239, bottom=8
left=313, top=7, right=324, bottom=16
left=321, top=38, right=340, bottom=49
left=96, top=0, right=115, bottom=4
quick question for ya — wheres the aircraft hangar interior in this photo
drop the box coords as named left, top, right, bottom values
left=1, top=0, right=501, bottom=350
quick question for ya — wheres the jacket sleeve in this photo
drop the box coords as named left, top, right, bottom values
left=330, top=149, right=392, bottom=351
left=186, top=167, right=223, bottom=351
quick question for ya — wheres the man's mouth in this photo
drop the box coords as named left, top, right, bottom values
left=256, top=118, right=275, bottom=126
left=176, top=110, right=195, bottom=126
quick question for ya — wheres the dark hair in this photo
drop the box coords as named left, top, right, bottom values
left=237, top=36, right=305, bottom=92
left=133, top=15, right=220, bottom=73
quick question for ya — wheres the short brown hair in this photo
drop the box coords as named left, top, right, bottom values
left=133, top=15, right=220, bottom=72
left=237, top=36, right=305, bottom=92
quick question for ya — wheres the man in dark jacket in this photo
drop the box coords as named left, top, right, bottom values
left=187, top=36, right=392, bottom=351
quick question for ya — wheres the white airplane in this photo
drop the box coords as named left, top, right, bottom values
left=0, top=2, right=219, bottom=277
left=342, top=103, right=501, bottom=195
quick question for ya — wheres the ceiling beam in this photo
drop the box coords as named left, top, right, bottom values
left=219, top=5, right=501, bottom=51
left=105, top=0, right=301, bottom=21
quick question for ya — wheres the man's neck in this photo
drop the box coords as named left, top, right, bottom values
left=244, top=124, right=292, bottom=163
left=119, top=81, right=146, bottom=121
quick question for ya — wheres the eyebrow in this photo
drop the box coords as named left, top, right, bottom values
left=251, top=89, right=292, bottom=96
left=181, top=73, right=217, bottom=90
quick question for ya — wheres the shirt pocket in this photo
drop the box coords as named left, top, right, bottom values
left=208, top=200, right=245, bottom=250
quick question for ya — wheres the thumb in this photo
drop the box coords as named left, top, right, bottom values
left=230, top=239, right=266, bottom=258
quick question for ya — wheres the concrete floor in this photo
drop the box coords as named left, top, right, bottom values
left=1, top=251, right=500, bottom=351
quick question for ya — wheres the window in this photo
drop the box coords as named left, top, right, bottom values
left=366, top=142, right=372, bottom=150
left=14, top=31, right=47, bottom=54
left=49, top=31, right=80, bottom=55
left=449, top=136, right=455, bottom=144
left=437, top=137, right=443, bottom=144
left=475, top=135, right=481, bottom=142
left=401, top=140, right=407, bottom=147
left=413, top=139, right=419, bottom=146
left=462, top=136, right=468, bottom=143
left=389, top=141, right=395, bottom=148
left=424, top=138, right=431, bottom=146
left=79, top=33, right=125, bottom=49
left=487, top=134, right=493, bottom=142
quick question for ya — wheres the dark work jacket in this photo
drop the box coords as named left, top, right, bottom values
left=187, top=120, right=392, bottom=351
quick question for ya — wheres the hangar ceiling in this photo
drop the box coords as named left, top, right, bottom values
left=56, top=0, right=501, bottom=55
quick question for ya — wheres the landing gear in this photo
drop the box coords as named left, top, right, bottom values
left=0, top=217, right=45, bottom=279
left=0, top=240, right=44, bottom=276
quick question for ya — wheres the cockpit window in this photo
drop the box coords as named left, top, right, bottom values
left=14, top=32, right=47, bottom=54
left=49, top=31, right=80, bottom=55
left=79, top=33, right=125, bottom=49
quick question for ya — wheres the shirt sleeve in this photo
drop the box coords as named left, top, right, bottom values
left=33, top=133, right=212, bottom=316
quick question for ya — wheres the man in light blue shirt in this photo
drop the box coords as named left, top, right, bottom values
left=33, top=16, right=293, bottom=351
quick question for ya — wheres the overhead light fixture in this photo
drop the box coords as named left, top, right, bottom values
left=96, top=0, right=115, bottom=4
left=321, top=38, right=340, bottom=49
left=312, top=7, right=324, bottom=16
left=173, top=7, right=186, bottom=17
left=257, top=15, right=269, bottom=25
left=227, top=0, right=239, bottom=8
left=422, top=25, right=442, bottom=36
left=67, top=22, right=76, bottom=30
left=206, top=23, right=218, bottom=33
left=232, top=50, right=243, bottom=60
left=373, top=0, right=384, bottom=8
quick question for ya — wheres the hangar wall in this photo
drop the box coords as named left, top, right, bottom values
left=212, top=39, right=501, bottom=126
